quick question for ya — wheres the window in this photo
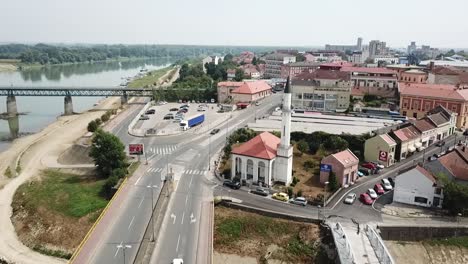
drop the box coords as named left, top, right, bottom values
left=402, top=111, right=407, bottom=116
left=413, top=112, right=417, bottom=118
left=434, top=187, right=442, bottom=195
left=414, top=196, right=428, bottom=204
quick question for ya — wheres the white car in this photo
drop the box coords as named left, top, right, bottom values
left=381, top=179, right=393, bottom=191
left=344, top=193, right=356, bottom=204
left=370, top=162, right=385, bottom=170
left=367, top=188, right=378, bottom=199
left=172, top=259, right=183, bottom=264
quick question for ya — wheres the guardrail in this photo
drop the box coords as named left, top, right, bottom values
left=128, top=102, right=152, bottom=137
left=365, top=225, right=394, bottom=264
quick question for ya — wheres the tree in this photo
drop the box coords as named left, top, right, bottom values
left=234, top=68, right=244, bottom=81
left=224, top=54, right=233, bottom=62
left=252, top=56, right=258, bottom=65
left=89, top=129, right=127, bottom=178
left=296, top=54, right=306, bottom=62
left=328, top=171, right=339, bottom=192
left=95, top=118, right=102, bottom=126
left=297, top=140, right=309, bottom=154
left=438, top=173, right=468, bottom=215
left=87, top=120, right=98, bottom=132
left=101, top=112, right=110, bottom=122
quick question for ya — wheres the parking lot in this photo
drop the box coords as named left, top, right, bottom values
left=133, top=102, right=233, bottom=136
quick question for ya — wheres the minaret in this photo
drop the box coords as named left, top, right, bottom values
left=274, top=76, right=293, bottom=185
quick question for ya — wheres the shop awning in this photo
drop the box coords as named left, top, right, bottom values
left=408, top=146, right=416, bottom=152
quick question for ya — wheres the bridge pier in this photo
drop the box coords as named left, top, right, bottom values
left=121, top=92, right=128, bottom=105
left=6, top=95, right=18, bottom=117
left=64, top=95, right=74, bottom=115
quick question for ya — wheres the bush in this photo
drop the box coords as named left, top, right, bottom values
left=292, top=176, right=299, bottom=185
left=87, top=120, right=98, bottom=132
left=111, top=168, right=127, bottom=179
left=296, top=189, right=303, bottom=198
left=95, top=118, right=102, bottom=126
left=287, top=187, right=294, bottom=198
left=101, top=113, right=110, bottom=122
left=328, top=171, right=339, bottom=192
left=4, top=167, right=12, bottom=178
left=297, top=140, right=309, bottom=154
left=102, top=175, right=119, bottom=198
left=304, top=160, right=316, bottom=170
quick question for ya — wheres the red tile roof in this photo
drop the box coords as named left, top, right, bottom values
left=294, top=69, right=350, bottom=81
left=392, top=126, right=420, bottom=142
left=380, top=134, right=396, bottom=145
left=431, top=66, right=462, bottom=75
left=330, top=149, right=359, bottom=167
left=415, top=166, right=438, bottom=184
left=341, top=67, right=397, bottom=75
left=411, top=118, right=436, bottom=132
left=438, top=147, right=468, bottom=181
left=231, top=81, right=271, bottom=94
left=231, top=132, right=280, bottom=160
left=399, top=82, right=468, bottom=101
left=351, top=87, right=365, bottom=96
left=320, top=62, right=354, bottom=68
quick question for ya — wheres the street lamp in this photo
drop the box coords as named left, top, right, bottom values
left=147, top=185, right=158, bottom=242
left=116, top=244, right=132, bottom=264
left=208, top=134, right=212, bottom=171
left=323, top=181, right=329, bottom=207
left=317, top=205, right=321, bottom=220
left=456, top=213, right=462, bottom=237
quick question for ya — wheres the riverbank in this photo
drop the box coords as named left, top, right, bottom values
left=0, top=59, right=19, bottom=72
left=0, top=95, right=121, bottom=264
left=127, top=66, right=178, bottom=88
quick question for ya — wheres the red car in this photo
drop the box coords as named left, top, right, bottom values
left=374, top=184, right=385, bottom=195
left=360, top=193, right=373, bottom=205
left=361, top=162, right=377, bottom=170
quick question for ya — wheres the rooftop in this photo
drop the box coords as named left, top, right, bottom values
left=341, top=66, right=397, bottom=75
left=293, top=69, right=351, bottom=82
left=404, top=69, right=427, bottom=75
left=231, top=132, right=281, bottom=160
left=438, top=146, right=468, bottom=181
left=411, top=118, right=436, bottom=132
left=399, top=82, right=468, bottom=101
left=330, top=148, right=359, bottom=167
left=380, top=134, right=397, bottom=145
left=231, top=80, right=272, bottom=94
left=217, top=81, right=243, bottom=87
left=392, top=126, right=420, bottom=142
left=414, top=166, right=438, bottom=184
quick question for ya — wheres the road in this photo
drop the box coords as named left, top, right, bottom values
left=74, top=94, right=282, bottom=264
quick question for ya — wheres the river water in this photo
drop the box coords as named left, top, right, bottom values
left=0, top=58, right=173, bottom=151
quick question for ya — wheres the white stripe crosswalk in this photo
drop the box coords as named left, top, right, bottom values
left=183, top=169, right=205, bottom=175
left=145, top=145, right=178, bottom=155
left=146, top=167, right=163, bottom=173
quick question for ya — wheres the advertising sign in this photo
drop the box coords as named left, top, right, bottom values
left=379, top=150, right=388, bottom=162
left=320, top=164, right=332, bottom=172
left=129, top=144, right=144, bottom=155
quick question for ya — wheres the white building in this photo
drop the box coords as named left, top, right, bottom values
left=202, top=56, right=221, bottom=72
left=230, top=78, right=293, bottom=186
left=393, top=166, right=443, bottom=208
left=373, top=56, right=399, bottom=65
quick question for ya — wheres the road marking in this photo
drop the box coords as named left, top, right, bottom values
left=128, top=216, right=135, bottom=229
left=138, top=197, right=144, bottom=208
left=181, top=212, right=185, bottom=225
left=171, top=213, right=177, bottom=224
left=189, top=175, right=194, bottom=189
left=134, top=175, right=142, bottom=186
left=176, top=234, right=181, bottom=252
left=114, top=241, right=123, bottom=257
left=185, top=196, right=189, bottom=205
left=190, top=213, right=196, bottom=224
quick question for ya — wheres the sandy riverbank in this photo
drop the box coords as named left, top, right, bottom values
left=0, top=63, right=17, bottom=72
left=0, top=96, right=121, bottom=264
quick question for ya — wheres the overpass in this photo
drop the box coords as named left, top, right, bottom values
left=0, top=86, right=206, bottom=116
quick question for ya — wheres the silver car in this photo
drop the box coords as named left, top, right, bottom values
left=344, top=193, right=356, bottom=204
left=289, top=197, right=307, bottom=206
left=381, top=179, right=393, bottom=191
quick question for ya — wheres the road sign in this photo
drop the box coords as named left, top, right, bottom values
left=320, top=164, right=332, bottom=172
left=379, top=150, right=388, bottom=161
left=129, top=143, right=144, bottom=155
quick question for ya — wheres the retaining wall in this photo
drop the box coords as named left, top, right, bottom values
left=379, top=225, right=468, bottom=241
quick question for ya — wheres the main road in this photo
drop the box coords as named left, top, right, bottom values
left=74, top=94, right=282, bottom=264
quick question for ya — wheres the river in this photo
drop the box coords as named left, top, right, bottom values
left=0, top=58, right=173, bottom=151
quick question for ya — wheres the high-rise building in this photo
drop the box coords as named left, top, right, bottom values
left=407, top=41, right=417, bottom=54
left=369, top=40, right=387, bottom=58
left=357, top=37, right=363, bottom=51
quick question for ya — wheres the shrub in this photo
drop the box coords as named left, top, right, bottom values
left=4, top=167, right=12, bottom=178
left=287, top=187, right=294, bottom=198
left=297, top=140, right=309, bottom=154
left=328, top=171, right=339, bottom=192
left=102, top=175, right=119, bottom=198
left=292, top=176, right=299, bottom=185
left=95, top=118, right=102, bottom=126
left=296, top=189, right=303, bottom=197
left=111, top=168, right=127, bottom=179
left=304, top=160, right=315, bottom=170
left=87, top=120, right=98, bottom=132
left=101, top=113, right=110, bottom=122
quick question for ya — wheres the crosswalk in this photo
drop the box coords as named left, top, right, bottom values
left=146, top=145, right=178, bottom=155
left=147, top=167, right=164, bottom=173
left=183, top=169, right=206, bottom=175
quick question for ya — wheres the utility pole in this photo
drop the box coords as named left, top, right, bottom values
left=208, top=134, right=211, bottom=171
left=147, top=185, right=157, bottom=242
left=116, top=244, right=131, bottom=264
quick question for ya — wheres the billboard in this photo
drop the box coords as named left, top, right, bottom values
left=320, top=164, right=332, bottom=172
left=129, top=144, right=144, bottom=155
left=379, top=150, right=388, bottom=161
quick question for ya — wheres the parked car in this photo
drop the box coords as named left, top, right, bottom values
left=139, top=115, right=150, bottom=120
left=387, top=177, right=395, bottom=187
left=180, top=104, right=190, bottom=108
left=250, top=187, right=269, bottom=196
left=157, top=101, right=167, bottom=105
left=357, top=171, right=365, bottom=177
left=170, top=108, right=179, bottom=111
left=367, top=188, right=378, bottom=199
left=370, top=162, right=384, bottom=170
left=290, top=197, right=307, bottom=206
left=179, top=108, right=188, bottom=113
left=163, top=114, right=174, bottom=120
left=197, top=107, right=206, bottom=112
left=358, top=168, right=370, bottom=176
left=172, top=258, right=183, bottom=264
left=223, top=180, right=240, bottom=189
left=381, top=178, right=393, bottom=191
left=145, top=109, right=155, bottom=115
left=272, top=192, right=289, bottom=202
left=435, top=141, right=445, bottom=147
left=210, top=129, right=220, bottom=135
left=344, top=193, right=357, bottom=204
left=427, top=155, right=437, bottom=161
left=360, top=193, right=373, bottom=205
left=361, top=162, right=377, bottom=170
left=374, top=184, right=385, bottom=195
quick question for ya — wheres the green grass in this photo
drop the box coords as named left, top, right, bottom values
left=32, top=245, right=72, bottom=259
left=127, top=161, right=141, bottom=177
left=127, top=67, right=173, bottom=88
left=17, top=169, right=108, bottom=218
left=425, top=236, right=468, bottom=248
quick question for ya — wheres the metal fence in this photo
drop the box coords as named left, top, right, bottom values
left=365, top=225, right=395, bottom=264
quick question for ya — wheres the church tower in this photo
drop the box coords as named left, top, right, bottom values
left=274, top=76, right=293, bottom=185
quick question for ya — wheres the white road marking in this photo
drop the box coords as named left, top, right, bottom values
left=190, top=213, right=196, bottom=224
left=128, top=216, right=135, bottom=229
left=171, top=213, right=177, bottom=224
left=189, top=175, right=194, bottom=189
left=176, top=234, right=181, bottom=252
left=114, top=241, right=123, bottom=257
left=138, top=197, right=144, bottom=208
left=134, top=175, right=142, bottom=186
left=185, top=196, right=189, bottom=205
left=181, top=212, right=185, bottom=225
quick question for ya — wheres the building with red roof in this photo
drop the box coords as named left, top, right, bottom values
left=364, top=134, right=397, bottom=167
left=340, top=66, right=398, bottom=98
left=389, top=126, right=421, bottom=161
left=217, top=81, right=243, bottom=103
left=320, top=149, right=359, bottom=187
left=425, top=146, right=468, bottom=185
left=230, top=80, right=272, bottom=104
left=399, top=82, right=468, bottom=128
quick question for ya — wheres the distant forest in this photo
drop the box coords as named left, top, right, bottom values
left=0, top=43, right=280, bottom=65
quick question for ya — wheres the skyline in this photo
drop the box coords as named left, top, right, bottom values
left=1, top=0, right=468, bottom=49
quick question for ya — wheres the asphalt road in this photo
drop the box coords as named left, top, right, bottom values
left=80, top=94, right=282, bottom=264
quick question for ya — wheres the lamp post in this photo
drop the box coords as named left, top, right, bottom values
left=208, top=134, right=211, bottom=171
left=147, top=185, right=158, bottom=242
left=456, top=213, right=462, bottom=237
left=323, top=181, right=329, bottom=207
left=317, top=205, right=321, bottom=220
left=116, top=244, right=132, bottom=264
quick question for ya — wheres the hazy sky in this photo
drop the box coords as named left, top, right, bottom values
left=2, top=0, right=467, bottom=48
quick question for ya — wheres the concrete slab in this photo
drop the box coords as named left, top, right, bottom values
left=340, top=222, right=379, bottom=264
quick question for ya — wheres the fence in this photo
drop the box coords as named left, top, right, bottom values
left=365, top=225, right=394, bottom=264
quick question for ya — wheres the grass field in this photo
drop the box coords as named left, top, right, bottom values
left=127, top=67, right=174, bottom=88
left=425, top=236, right=468, bottom=248
left=214, top=206, right=322, bottom=263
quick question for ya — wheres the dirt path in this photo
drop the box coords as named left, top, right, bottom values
left=0, top=97, right=120, bottom=264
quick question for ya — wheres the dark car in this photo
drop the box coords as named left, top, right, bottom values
left=387, top=177, right=395, bottom=187
left=463, top=129, right=468, bottom=136
left=223, top=180, right=241, bottom=189
left=179, top=108, right=188, bottom=113
left=145, top=109, right=155, bottom=115
left=250, top=187, right=269, bottom=196
left=358, top=168, right=370, bottom=176
left=210, top=129, right=220, bottom=135
left=180, top=104, right=190, bottom=109
left=170, top=108, right=179, bottom=111
left=435, top=141, right=445, bottom=147
left=163, top=114, right=174, bottom=120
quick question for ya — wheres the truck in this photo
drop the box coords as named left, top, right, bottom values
left=180, top=114, right=205, bottom=131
